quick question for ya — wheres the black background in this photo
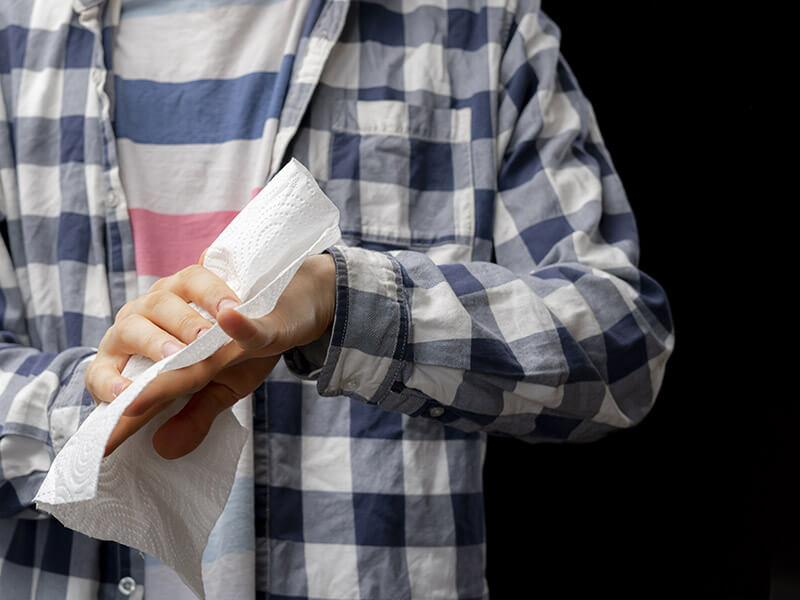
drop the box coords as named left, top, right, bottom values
left=483, top=4, right=780, bottom=599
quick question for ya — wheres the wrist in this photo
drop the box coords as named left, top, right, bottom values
left=305, top=252, right=337, bottom=336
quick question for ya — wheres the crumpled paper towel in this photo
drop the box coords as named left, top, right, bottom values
left=34, top=158, right=341, bottom=599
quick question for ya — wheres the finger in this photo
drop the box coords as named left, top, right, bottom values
left=151, top=382, right=237, bottom=459
left=85, top=355, right=132, bottom=405
left=118, top=290, right=212, bottom=345
left=122, top=341, right=240, bottom=417
left=111, top=314, right=186, bottom=363
left=104, top=399, right=172, bottom=457
left=104, top=350, right=248, bottom=455
left=122, top=363, right=213, bottom=417
left=218, top=253, right=335, bottom=355
left=152, top=355, right=278, bottom=459
left=213, top=355, right=280, bottom=395
left=90, top=315, right=186, bottom=407
left=149, top=264, right=240, bottom=319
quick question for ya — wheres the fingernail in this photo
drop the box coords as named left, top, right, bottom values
left=162, top=341, right=183, bottom=358
left=218, top=298, right=239, bottom=312
left=112, top=379, right=127, bottom=398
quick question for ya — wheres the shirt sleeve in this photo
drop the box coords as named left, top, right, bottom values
left=0, top=101, right=97, bottom=520
left=295, top=3, right=675, bottom=442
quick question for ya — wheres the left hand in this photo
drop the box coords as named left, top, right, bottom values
left=85, top=251, right=337, bottom=459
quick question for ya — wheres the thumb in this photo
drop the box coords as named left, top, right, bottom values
left=217, top=307, right=288, bottom=353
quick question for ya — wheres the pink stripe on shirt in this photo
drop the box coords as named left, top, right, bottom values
left=129, top=209, right=239, bottom=277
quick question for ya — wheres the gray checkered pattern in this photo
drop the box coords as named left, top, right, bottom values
left=1, top=0, right=673, bottom=598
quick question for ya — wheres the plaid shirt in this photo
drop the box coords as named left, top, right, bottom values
left=0, top=0, right=674, bottom=598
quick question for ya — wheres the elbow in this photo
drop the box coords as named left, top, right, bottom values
left=558, top=320, right=674, bottom=443
left=595, top=270, right=675, bottom=430
left=591, top=324, right=675, bottom=437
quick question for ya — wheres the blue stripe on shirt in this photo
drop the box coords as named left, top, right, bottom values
left=113, top=69, right=287, bottom=144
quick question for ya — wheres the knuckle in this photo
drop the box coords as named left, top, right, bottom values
left=164, top=265, right=201, bottom=296
left=176, top=310, right=198, bottom=332
left=141, top=289, right=170, bottom=313
left=142, top=330, right=163, bottom=354
left=121, top=313, right=147, bottom=332
left=178, top=313, right=207, bottom=340
left=150, top=271, right=183, bottom=294
left=84, top=361, right=96, bottom=387
left=114, top=301, right=135, bottom=323
left=269, top=313, right=290, bottom=346
left=84, top=361, right=103, bottom=402
left=147, top=277, right=167, bottom=293
left=117, top=314, right=149, bottom=348
left=98, top=323, right=119, bottom=348
left=179, top=264, right=203, bottom=282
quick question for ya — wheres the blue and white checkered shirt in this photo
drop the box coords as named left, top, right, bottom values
left=0, top=0, right=674, bottom=598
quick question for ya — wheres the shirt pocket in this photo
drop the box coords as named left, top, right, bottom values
left=325, top=100, right=474, bottom=263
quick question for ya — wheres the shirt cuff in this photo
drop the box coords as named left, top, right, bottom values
left=285, top=327, right=332, bottom=378
left=0, top=353, right=94, bottom=517
left=48, top=355, right=96, bottom=455
left=285, top=246, right=452, bottom=420
left=287, top=245, right=412, bottom=407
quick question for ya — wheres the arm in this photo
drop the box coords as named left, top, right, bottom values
left=83, top=3, right=673, bottom=454
left=0, top=63, right=98, bottom=516
left=288, top=5, right=674, bottom=442
left=0, top=238, right=97, bottom=517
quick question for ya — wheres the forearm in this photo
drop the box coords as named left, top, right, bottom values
left=289, top=244, right=672, bottom=442
left=0, top=343, right=95, bottom=516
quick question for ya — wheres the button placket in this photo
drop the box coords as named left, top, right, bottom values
left=81, top=8, right=128, bottom=215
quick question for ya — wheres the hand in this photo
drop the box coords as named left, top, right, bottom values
left=85, top=252, right=337, bottom=459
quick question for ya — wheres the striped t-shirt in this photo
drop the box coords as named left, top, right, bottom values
left=113, top=0, right=313, bottom=597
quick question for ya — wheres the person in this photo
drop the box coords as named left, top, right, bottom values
left=0, top=0, right=674, bottom=598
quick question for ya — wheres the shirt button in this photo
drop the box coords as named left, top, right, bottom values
left=429, top=406, right=444, bottom=418
left=107, top=190, right=119, bottom=207
left=117, top=576, right=136, bottom=596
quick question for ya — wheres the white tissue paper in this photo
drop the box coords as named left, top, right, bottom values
left=34, top=159, right=341, bottom=599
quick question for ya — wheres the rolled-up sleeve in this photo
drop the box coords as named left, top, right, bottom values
left=0, top=344, right=95, bottom=517
left=287, top=1, right=674, bottom=442
left=1, top=84, right=97, bottom=516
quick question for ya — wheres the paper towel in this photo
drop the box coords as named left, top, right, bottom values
left=34, top=158, right=341, bottom=599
